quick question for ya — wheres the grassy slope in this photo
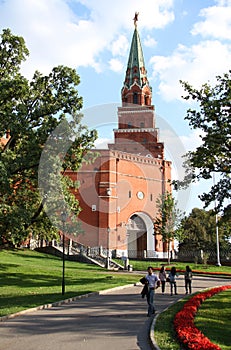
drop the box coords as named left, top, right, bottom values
left=0, top=249, right=141, bottom=317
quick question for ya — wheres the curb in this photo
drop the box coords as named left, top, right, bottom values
left=0, top=283, right=134, bottom=323
left=150, top=312, right=161, bottom=350
left=149, top=296, right=186, bottom=350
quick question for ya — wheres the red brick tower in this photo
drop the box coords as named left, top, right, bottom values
left=109, top=23, right=164, bottom=159
left=68, top=18, right=172, bottom=259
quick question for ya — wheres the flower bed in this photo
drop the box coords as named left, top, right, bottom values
left=174, top=285, right=231, bottom=350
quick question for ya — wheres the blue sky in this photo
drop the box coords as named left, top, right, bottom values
left=1, top=0, right=230, bottom=213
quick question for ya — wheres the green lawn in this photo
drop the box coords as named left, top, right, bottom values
left=154, top=289, right=231, bottom=350
left=195, top=289, right=231, bottom=350
left=115, top=258, right=231, bottom=275
left=1, top=248, right=230, bottom=350
left=0, top=248, right=141, bottom=317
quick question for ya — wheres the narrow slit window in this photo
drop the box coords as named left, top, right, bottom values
left=133, top=93, right=138, bottom=104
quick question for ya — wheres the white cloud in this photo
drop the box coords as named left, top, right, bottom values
left=0, top=0, right=175, bottom=78
left=94, top=138, right=111, bottom=149
left=148, top=1, right=231, bottom=102
left=109, top=58, right=124, bottom=72
left=180, top=129, right=204, bottom=152
left=77, top=0, right=175, bottom=30
left=144, top=35, right=157, bottom=48
left=150, top=40, right=231, bottom=101
left=2, top=0, right=230, bottom=111
left=0, top=0, right=109, bottom=77
left=191, top=1, right=231, bottom=40
left=110, top=35, right=129, bottom=56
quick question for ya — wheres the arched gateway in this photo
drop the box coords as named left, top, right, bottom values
left=127, top=212, right=155, bottom=259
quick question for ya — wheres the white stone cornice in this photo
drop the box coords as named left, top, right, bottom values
left=118, top=109, right=154, bottom=114
left=113, top=128, right=157, bottom=133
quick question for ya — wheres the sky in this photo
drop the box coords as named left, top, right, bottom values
left=1, top=0, right=230, bottom=214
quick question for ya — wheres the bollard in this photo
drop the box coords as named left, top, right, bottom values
left=128, top=264, right=133, bottom=272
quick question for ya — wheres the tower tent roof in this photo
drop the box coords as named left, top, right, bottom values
left=123, top=27, right=150, bottom=90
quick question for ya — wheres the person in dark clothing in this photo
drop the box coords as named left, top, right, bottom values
left=184, top=265, right=193, bottom=294
left=140, top=277, right=149, bottom=298
left=168, top=266, right=178, bottom=296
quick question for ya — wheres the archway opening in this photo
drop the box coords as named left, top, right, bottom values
left=126, top=212, right=155, bottom=258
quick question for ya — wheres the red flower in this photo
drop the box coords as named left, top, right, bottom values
left=174, top=285, right=231, bottom=350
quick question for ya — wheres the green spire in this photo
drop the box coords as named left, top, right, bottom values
left=124, top=27, right=149, bottom=89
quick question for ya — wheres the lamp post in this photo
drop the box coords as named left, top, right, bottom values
left=61, top=211, right=67, bottom=295
left=213, top=173, right=221, bottom=266
left=215, top=212, right=221, bottom=266
left=106, top=227, right=110, bottom=269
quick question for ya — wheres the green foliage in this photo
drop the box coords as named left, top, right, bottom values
left=154, top=192, right=185, bottom=263
left=220, top=204, right=231, bottom=240
left=179, top=208, right=231, bottom=252
left=174, top=71, right=231, bottom=214
left=0, top=29, right=98, bottom=246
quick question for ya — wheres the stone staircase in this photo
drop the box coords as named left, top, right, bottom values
left=36, top=241, right=124, bottom=270
left=70, top=244, right=124, bottom=270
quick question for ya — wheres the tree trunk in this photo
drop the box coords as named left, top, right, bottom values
left=167, top=240, right=171, bottom=264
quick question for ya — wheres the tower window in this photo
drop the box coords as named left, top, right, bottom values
left=133, top=93, right=138, bottom=104
left=140, top=122, right=144, bottom=128
left=128, top=122, right=132, bottom=128
left=128, top=190, right=132, bottom=198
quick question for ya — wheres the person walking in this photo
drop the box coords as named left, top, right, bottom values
left=159, top=265, right=167, bottom=294
left=185, top=265, right=193, bottom=294
left=142, top=266, right=160, bottom=316
left=168, top=266, right=178, bottom=296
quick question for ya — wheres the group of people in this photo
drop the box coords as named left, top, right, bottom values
left=141, top=265, right=193, bottom=316
left=159, top=265, right=192, bottom=295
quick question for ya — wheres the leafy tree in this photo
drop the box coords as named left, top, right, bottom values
left=154, top=191, right=185, bottom=263
left=179, top=208, right=230, bottom=254
left=221, top=204, right=231, bottom=226
left=174, top=71, right=231, bottom=213
left=0, top=29, right=97, bottom=246
left=179, top=208, right=216, bottom=252
left=219, top=204, right=231, bottom=246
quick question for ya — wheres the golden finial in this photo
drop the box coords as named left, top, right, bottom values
left=133, top=12, right=139, bottom=27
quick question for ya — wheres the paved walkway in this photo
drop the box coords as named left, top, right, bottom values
left=0, top=275, right=230, bottom=350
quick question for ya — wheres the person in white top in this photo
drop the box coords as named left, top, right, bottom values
left=145, top=266, right=160, bottom=316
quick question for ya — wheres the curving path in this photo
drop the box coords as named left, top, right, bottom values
left=0, top=275, right=230, bottom=350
